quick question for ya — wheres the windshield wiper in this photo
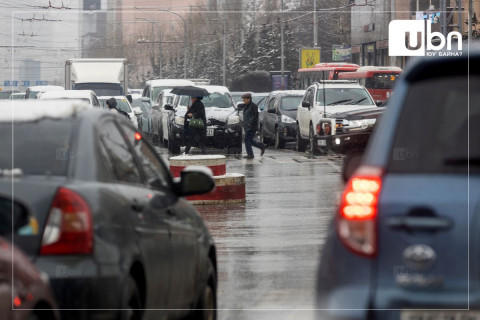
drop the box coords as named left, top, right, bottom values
left=347, top=98, right=367, bottom=105
left=327, top=99, right=353, bottom=106
left=444, top=157, right=480, bottom=166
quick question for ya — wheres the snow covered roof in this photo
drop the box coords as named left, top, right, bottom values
left=274, top=90, right=306, bottom=96
left=38, top=90, right=94, bottom=100
left=149, top=79, right=194, bottom=88
left=27, top=86, right=64, bottom=92
left=0, top=100, right=90, bottom=122
left=198, top=85, right=230, bottom=94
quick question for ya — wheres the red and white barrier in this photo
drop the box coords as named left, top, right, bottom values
left=168, top=155, right=246, bottom=204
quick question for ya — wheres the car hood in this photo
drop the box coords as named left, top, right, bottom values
left=175, top=106, right=236, bottom=122
left=318, top=104, right=378, bottom=117
left=331, top=107, right=386, bottom=120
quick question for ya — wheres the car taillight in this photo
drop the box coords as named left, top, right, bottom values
left=337, top=166, right=382, bottom=258
left=40, top=187, right=93, bottom=255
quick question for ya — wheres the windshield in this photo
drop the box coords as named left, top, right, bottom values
left=0, top=119, right=74, bottom=176
left=179, top=92, right=233, bottom=108
left=316, top=88, right=374, bottom=106
left=10, top=94, right=25, bottom=100
left=372, top=73, right=399, bottom=89
left=26, top=91, right=40, bottom=99
left=280, top=96, right=303, bottom=111
left=74, top=83, right=123, bottom=96
left=116, top=99, right=132, bottom=113
left=231, top=94, right=243, bottom=103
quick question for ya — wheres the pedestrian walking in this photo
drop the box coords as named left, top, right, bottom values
left=184, top=96, right=207, bottom=155
left=238, top=92, right=266, bottom=159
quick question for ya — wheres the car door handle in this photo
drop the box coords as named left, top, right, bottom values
left=386, top=216, right=452, bottom=231
left=131, top=200, right=144, bottom=212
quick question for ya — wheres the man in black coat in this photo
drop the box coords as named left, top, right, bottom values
left=238, top=92, right=266, bottom=159
left=184, top=96, right=207, bottom=155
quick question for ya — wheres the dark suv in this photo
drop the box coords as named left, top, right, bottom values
left=316, top=51, right=480, bottom=319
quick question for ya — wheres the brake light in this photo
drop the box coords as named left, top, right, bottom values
left=337, top=166, right=382, bottom=257
left=40, top=187, right=93, bottom=255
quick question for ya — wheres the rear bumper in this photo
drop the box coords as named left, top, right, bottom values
left=35, top=255, right=125, bottom=320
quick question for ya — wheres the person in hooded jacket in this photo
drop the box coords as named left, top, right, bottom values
left=184, top=96, right=207, bottom=155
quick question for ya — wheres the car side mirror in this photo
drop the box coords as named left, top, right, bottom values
left=164, top=104, right=174, bottom=111
left=342, top=152, right=364, bottom=182
left=174, top=166, right=215, bottom=197
left=127, top=94, right=133, bottom=103
left=0, top=197, right=30, bottom=235
left=302, top=101, right=310, bottom=108
left=133, top=107, right=143, bottom=116
left=375, top=101, right=383, bottom=107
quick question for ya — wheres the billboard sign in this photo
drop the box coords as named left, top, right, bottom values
left=332, top=45, right=352, bottom=62
left=299, top=48, right=321, bottom=69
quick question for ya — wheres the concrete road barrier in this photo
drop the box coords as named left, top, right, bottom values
left=186, top=173, right=246, bottom=205
left=169, top=155, right=226, bottom=178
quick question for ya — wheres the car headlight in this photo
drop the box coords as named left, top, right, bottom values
left=227, top=115, right=240, bottom=125
left=281, top=115, right=295, bottom=124
left=174, top=116, right=184, bottom=126
left=346, top=119, right=376, bottom=129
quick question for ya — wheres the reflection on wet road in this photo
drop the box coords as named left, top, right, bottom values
left=157, top=144, right=344, bottom=320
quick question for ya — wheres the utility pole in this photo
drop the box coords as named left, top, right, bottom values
left=223, top=19, right=226, bottom=86
left=281, top=0, right=285, bottom=90
left=314, top=0, right=317, bottom=47
left=468, top=0, right=473, bottom=42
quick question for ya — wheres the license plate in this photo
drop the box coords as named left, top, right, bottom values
left=207, top=127, right=214, bottom=136
left=317, top=139, right=327, bottom=147
left=401, top=311, right=480, bottom=320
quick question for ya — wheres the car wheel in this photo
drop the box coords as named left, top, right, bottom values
left=309, top=125, right=321, bottom=155
left=190, top=260, right=217, bottom=320
left=118, top=276, right=143, bottom=320
left=296, top=124, right=307, bottom=152
left=274, top=128, right=285, bottom=149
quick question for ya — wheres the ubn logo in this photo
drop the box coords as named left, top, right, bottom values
left=389, top=20, right=462, bottom=56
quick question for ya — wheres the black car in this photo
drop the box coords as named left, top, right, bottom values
left=0, top=100, right=217, bottom=320
left=167, top=86, right=242, bottom=154
left=259, top=90, right=305, bottom=149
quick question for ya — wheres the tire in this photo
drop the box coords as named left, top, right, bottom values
left=118, top=276, right=143, bottom=320
left=309, top=125, right=320, bottom=155
left=296, top=124, right=307, bottom=152
left=190, top=260, right=217, bottom=320
left=274, top=128, right=285, bottom=149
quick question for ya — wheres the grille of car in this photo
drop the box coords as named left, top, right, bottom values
left=207, top=119, right=226, bottom=126
left=335, top=119, right=344, bottom=134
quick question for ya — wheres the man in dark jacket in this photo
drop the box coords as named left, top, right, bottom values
left=106, top=97, right=130, bottom=119
left=238, top=92, right=266, bottom=159
left=184, top=96, right=207, bottom=155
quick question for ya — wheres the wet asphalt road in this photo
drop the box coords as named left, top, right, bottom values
left=156, top=142, right=345, bottom=320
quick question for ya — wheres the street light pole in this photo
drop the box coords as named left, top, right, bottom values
left=223, top=19, right=226, bottom=86
left=281, top=0, right=285, bottom=90
left=313, top=0, right=317, bottom=47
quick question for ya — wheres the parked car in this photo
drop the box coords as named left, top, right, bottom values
left=25, top=85, right=64, bottom=99
left=0, top=89, right=20, bottom=99
left=252, top=92, right=269, bottom=110
left=296, top=80, right=377, bottom=155
left=0, top=100, right=218, bottom=320
left=98, top=95, right=141, bottom=129
left=166, top=85, right=242, bottom=154
left=230, top=92, right=244, bottom=104
left=0, top=195, right=60, bottom=320
left=38, top=89, right=101, bottom=108
left=9, top=92, right=26, bottom=100
left=259, top=90, right=305, bottom=149
left=151, top=88, right=174, bottom=145
left=316, top=51, right=480, bottom=319
left=142, top=79, right=194, bottom=105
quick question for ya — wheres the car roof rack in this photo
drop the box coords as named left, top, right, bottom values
left=313, top=80, right=358, bottom=85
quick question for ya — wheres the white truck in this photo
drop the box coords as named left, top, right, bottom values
left=65, top=58, right=129, bottom=98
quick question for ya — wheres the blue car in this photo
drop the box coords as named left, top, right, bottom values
left=316, top=49, right=480, bottom=320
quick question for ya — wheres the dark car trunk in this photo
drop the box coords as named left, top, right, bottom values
left=0, top=177, right=67, bottom=258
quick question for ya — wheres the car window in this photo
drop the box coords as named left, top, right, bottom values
left=0, top=118, right=74, bottom=176
left=116, top=99, right=132, bottom=113
left=315, top=88, right=374, bottom=106
left=280, top=96, right=303, bottom=111
left=119, top=124, right=171, bottom=189
left=93, top=96, right=100, bottom=107
left=98, top=120, right=143, bottom=184
left=203, top=92, right=233, bottom=108
left=389, top=74, right=480, bottom=174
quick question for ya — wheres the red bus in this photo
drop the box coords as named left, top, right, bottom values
left=337, top=66, right=402, bottom=104
left=296, top=63, right=360, bottom=89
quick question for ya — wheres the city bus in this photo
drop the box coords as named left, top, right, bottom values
left=296, top=62, right=360, bottom=89
left=337, top=66, right=402, bottom=104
